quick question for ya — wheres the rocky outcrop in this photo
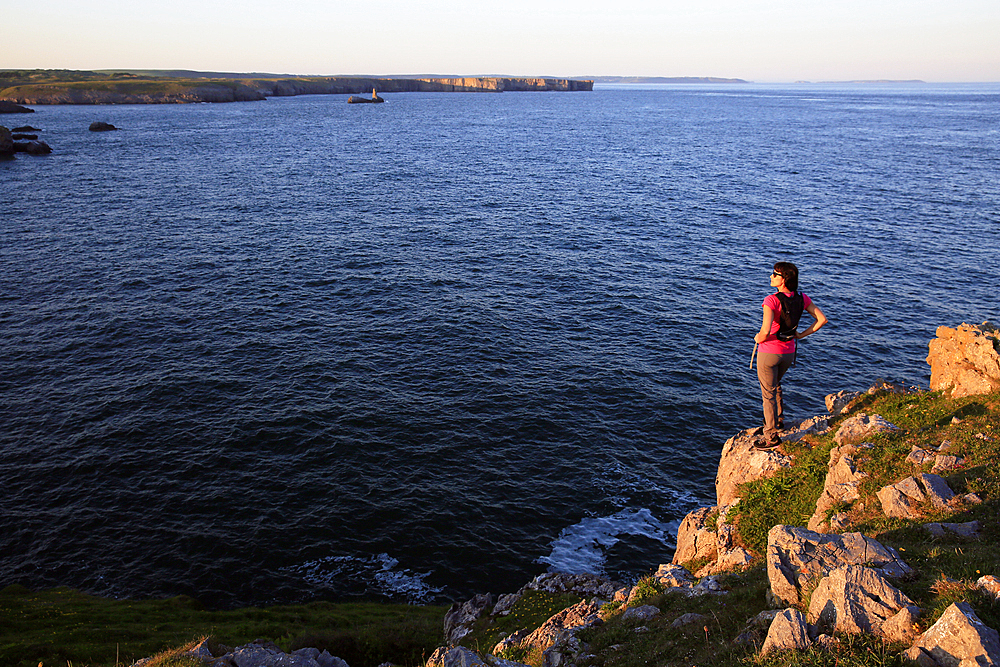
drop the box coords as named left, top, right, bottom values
left=489, top=572, right=621, bottom=621
left=924, top=521, right=981, bottom=539
left=806, top=566, right=916, bottom=637
left=826, top=390, right=862, bottom=415
left=876, top=473, right=956, bottom=519
left=834, top=413, right=900, bottom=445
left=0, top=100, right=34, bottom=113
left=492, top=598, right=603, bottom=667
left=807, top=442, right=870, bottom=532
left=979, top=576, right=1000, bottom=601
left=759, top=609, right=812, bottom=656
left=927, top=322, right=1000, bottom=398
left=904, top=602, right=1000, bottom=667
left=2, top=124, right=51, bottom=156
left=89, top=121, right=117, bottom=131
left=672, top=506, right=719, bottom=565
left=134, top=638, right=349, bottom=667
left=671, top=503, right=752, bottom=577
left=0, top=126, right=12, bottom=156
left=715, top=428, right=794, bottom=506
left=766, top=526, right=912, bottom=607
left=445, top=593, right=494, bottom=644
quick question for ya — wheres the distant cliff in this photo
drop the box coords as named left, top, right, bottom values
left=0, top=70, right=592, bottom=105
left=588, top=76, right=748, bottom=84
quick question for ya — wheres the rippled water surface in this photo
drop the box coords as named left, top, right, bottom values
left=2, top=84, right=998, bottom=608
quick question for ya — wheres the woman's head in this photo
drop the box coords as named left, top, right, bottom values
left=772, top=262, right=799, bottom=291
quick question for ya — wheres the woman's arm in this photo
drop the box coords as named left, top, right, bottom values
left=795, top=302, right=828, bottom=340
left=754, top=305, right=775, bottom=344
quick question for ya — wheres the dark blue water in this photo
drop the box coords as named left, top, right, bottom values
left=2, top=84, right=998, bottom=609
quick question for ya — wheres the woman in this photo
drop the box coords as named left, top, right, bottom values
left=753, top=262, right=827, bottom=449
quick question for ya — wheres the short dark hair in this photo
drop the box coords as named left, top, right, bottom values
left=773, top=262, right=799, bottom=291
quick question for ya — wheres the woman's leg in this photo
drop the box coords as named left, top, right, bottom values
left=758, top=352, right=794, bottom=441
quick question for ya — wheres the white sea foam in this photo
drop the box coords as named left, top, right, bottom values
left=537, top=508, right=679, bottom=576
left=287, top=553, right=443, bottom=603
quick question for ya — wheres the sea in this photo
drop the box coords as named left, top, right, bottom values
left=2, top=83, right=998, bottom=610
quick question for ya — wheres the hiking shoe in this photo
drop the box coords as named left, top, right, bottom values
left=753, top=436, right=781, bottom=450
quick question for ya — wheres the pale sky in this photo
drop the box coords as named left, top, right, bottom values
left=5, top=0, right=999, bottom=82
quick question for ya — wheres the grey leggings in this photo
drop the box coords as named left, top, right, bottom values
left=757, top=352, right=795, bottom=439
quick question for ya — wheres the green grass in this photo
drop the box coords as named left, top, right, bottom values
left=0, top=586, right=446, bottom=667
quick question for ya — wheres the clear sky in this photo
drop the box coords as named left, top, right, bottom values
left=6, top=0, right=999, bottom=82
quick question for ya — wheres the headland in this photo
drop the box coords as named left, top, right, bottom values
left=0, top=70, right=592, bottom=105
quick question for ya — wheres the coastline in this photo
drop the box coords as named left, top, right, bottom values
left=0, top=71, right=593, bottom=105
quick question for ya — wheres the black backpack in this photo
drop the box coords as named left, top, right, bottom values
left=774, top=292, right=804, bottom=342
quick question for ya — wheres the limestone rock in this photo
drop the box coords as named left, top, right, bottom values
left=697, top=546, right=753, bottom=577
left=867, top=380, right=912, bottom=395
left=807, top=443, right=870, bottom=532
left=904, top=601, right=1000, bottom=667
left=14, top=140, right=51, bottom=154
left=524, top=572, right=620, bottom=599
left=877, top=473, right=955, bottom=519
left=716, top=428, right=793, bottom=507
left=834, top=413, right=900, bottom=445
left=672, top=506, right=719, bottom=565
left=883, top=605, right=922, bottom=644
left=493, top=593, right=520, bottom=616
left=0, top=101, right=34, bottom=113
left=670, top=612, right=707, bottom=628
left=927, top=322, right=1000, bottom=398
left=185, top=640, right=348, bottom=667
left=932, top=455, right=964, bottom=473
left=806, top=566, right=916, bottom=636
left=908, top=446, right=936, bottom=466
left=0, top=126, right=13, bottom=156
left=826, top=390, right=862, bottom=415
left=924, top=521, right=981, bottom=539
left=782, top=416, right=831, bottom=442
left=445, top=594, right=494, bottom=644
left=516, top=599, right=602, bottom=656
left=654, top=563, right=695, bottom=588
left=672, top=502, right=752, bottom=577
left=541, top=630, right=583, bottom=667
left=978, top=575, right=1000, bottom=601
left=427, top=646, right=487, bottom=667
left=622, top=605, right=660, bottom=621
left=766, top=525, right=912, bottom=607
left=759, top=608, right=812, bottom=657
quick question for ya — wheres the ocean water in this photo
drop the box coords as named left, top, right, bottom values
left=2, top=83, right=998, bottom=609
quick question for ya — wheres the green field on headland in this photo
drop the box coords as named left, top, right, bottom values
left=3, top=385, right=998, bottom=667
left=0, top=70, right=593, bottom=105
